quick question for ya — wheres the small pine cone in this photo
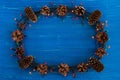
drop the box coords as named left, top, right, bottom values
left=95, top=32, right=108, bottom=44
left=95, top=48, right=106, bottom=58
left=24, top=7, right=37, bottom=23
left=18, top=23, right=25, bottom=29
left=88, top=10, right=101, bottom=25
left=15, top=46, right=24, bottom=57
left=56, top=5, right=68, bottom=16
left=11, top=30, right=24, bottom=42
left=96, top=23, right=104, bottom=31
left=37, top=64, right=48, bottom=75
left=72, top=6, right=85, bottom=16
left=58, top=63, right=69, bottom=76
left=88, top=57, right=104, bottom=72
left=19, top=56, right=33, bottom=69
left=40, top=6, right=50, bottom=16
left=77, top=63, right=88, bottom=72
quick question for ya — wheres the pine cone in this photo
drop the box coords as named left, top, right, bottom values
left=15, top=46, right=24, bottom=57
left=19, top=56, right=33, bottom=69
left=40, top=6, right=50, bottom=16
left=88, top=10, right=101, bottom=25
left=11, top=30, right=24, bottom=42
left=56, top=5, right=68, bottom=16
left=24, top=7, right=37, bottom=22
left=88, top=57, right=104, bottom=72
left=37, top=64, right=48, bottom=75
left=77, top=63, right=88, bottom=72
left=95, top=48, right=106, bottom=58
left=72, top=6, right=85, bottom=16
left=95, top=32, right=108, bottom=44
left=58, top=63, right=69, bottom=76
left=96, top=23, right=103, bottom=31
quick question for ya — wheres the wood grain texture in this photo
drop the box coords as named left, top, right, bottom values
left=0, top=0, right=120, bottom=80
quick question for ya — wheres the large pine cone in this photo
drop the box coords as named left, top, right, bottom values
left=19, top=56, right=33, bottom=69
left=77, top=63, right=88, bottom=72
left=24, top=7, right=37, bottom=22
left=15, top=46, right=24, bottom=57
left=95, top=48, right=106, bottom=58
left=88, top=10, right=101, bottom=25
left=72, top=6, right=85, bottom=16
left=56, top=5, right=68, bottom=16
left=11, top=30, right=24, bottom=42
left=40, top=6, right=50, bottom=16
left=95, top=32, right=108, bottom=44
left=58, top=63, right=69, bottom=76
left=88, top=57, right=104, bottom=72
left=37, top=64, right=48, bottom=75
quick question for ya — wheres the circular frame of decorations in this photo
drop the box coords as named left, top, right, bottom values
left=10, top=3, right=109, bottom=77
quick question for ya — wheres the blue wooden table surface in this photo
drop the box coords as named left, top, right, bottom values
left=0, top=0, right=120, bottom=80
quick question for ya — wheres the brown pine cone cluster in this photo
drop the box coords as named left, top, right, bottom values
left=15, top=46, right=24, bottom=57
left=88, top=57, right=104, bottom=72
left=56, top=5, right=68, bottom=16
left=88, top=10, right=101, bottom=25
left=95, top=48, right=106, bottom=58
left=40, top=6, right=50, bottom=16
left=58, top=63, right=69, bottom=76
left=36, top=64, right=48, bottom=75
left=11, top=30, right=24, bottom=42
left=72, top=6, right=85, bottom=16
left=96, top=23, right=104, bottom=31
left=77, top=63, right=88, bottom=72
left=95, top=32, right=108, bottom=44
left=19, top=56, right=33, bottom=69
left=24, top=7, right=37, bottom=23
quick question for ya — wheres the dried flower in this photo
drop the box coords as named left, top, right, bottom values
left=40, top=6, right=50, bottom=16
left=19, top=56, right=33, bottom=69
left=58, top=63, right=69, bottom=76
left=88, top=10, right=101, bottom=25
left=11, top=30, right=24, bottom=42
left=95, top=32, right=108, bottom=44
left=56, top=5, right=68, bottom=16
left=24, top=7, right=37, bottom=22
left=77, top=63, right=88, bottom=72
left=88, top=57, right=104, bottom=72
left=72, top=6, right=85, bottom=16
left=37, top=64, right=48, bottom=75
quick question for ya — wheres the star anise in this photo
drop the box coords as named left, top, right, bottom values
left=56, top=5, right=68, bottom=16
left=72, top=6, right=85, bottom=16
left=96, top=23, right=104, bottom=31
left=18, top=23, right=25, bottom=29
left=77, top=63, right=88, bottom=72
left=11, top=30, right=24, bottom=42
left=58, top=63, right=69, bottom=76
left=37, top=64, right=48, bottom=75
left=95, top=32, right=108, bottom=44
left=15, top=46, right=24, bottom=57
left=95, top=48, right=106, bottom=58
left=40, top=6, right=50, bottom=16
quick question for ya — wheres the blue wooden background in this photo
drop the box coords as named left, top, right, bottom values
left=0, top=0, right=120, bottom=80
